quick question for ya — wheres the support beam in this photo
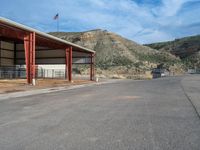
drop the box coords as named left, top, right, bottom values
left=65, top=47, right=69, bottom=80
left=0, top=25, right=27, bottom=40
left=90, top=53, right=95, bottom=81
left=93, top=53, right=95, bottom=80
left=36, top=36, right=66, bottom=49
left=14, top=42, right=17, bottom=78
left=0, top=40, right=1, bottom=67
left=32, top=32, right=36, bottom=84
left=68, top=46, right=72, bottom=82
left=90, top=53, right=92, bottom=81
left=24, top=35, right=30, bottom=84
left=24, top=32, right=36, bottom=85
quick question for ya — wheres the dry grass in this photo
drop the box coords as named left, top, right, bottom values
left=0, top=79, right=93, bottom=94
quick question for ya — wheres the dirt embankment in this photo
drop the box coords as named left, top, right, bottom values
left=0, top=79, right=93, bottom=94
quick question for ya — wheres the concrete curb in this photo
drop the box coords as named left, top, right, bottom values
left=0, top=79, right=122, bottom=101
left=181, top=75, right=200, bottom=119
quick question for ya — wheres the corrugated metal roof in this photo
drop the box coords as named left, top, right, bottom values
left=0, top=17, right=95, bottom=53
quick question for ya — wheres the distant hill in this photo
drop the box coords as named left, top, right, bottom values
left=50, top=29, right=180, bottom=71
left=146, top=35, right=200, bottom=68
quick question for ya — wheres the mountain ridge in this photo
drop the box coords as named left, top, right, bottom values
left=49, top=29, right=182, bottom=76
left=146, top=35, right=200, bottom=68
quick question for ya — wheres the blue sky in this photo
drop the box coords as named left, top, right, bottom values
left=0, top=0, right=200, bottom=44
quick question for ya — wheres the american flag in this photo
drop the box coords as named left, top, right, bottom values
left=53, top=13, right=59, bottom=20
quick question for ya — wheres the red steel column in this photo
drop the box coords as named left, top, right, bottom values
left=65, top=47, right=69, bottom=80
left=24, top=34, right=31, bottom=84
left=0, top=40, right=1, bottom=67
left=68, top=46, right=72, bottom=82
left=32, top=32, right=36, bottom=82
left=93, top=53, right=95, bottom=80
left=24, top=32, right=36, bottom=85
left=90, top=53, right=95, bottom=81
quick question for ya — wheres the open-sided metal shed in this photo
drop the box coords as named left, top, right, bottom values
left=0, top=17, right=95, bottom=84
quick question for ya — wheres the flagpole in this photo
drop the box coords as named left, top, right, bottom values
left=54, top=13, right=59, bottom=32
left=57, top=18, right=59, bottom=32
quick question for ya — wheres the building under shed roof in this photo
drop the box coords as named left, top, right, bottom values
left=0, top=17, right=95, bottom=85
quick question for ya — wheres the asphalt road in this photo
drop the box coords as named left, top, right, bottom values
left=0, top=76, right=200, bottom=150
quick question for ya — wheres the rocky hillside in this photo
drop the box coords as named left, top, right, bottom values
left=146, top=35, right=200, bottom=68
left=50, top=29, right=180, bottom=71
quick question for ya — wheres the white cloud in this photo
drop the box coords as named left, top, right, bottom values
left=134, top=29, right=174, bottom=44
left=153, top=0, right=197, bottom=17
left=0, top=0, right=199, bottom=44
left=159, top=0, right=186, bottom=16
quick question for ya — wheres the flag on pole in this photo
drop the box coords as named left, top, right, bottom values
left=53, top=13, right=59, bottom=20
left=53, top=13, right=59, bottom=32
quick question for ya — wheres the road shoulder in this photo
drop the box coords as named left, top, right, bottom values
left=181, top=75, right=200, bottom=118
left=0, top=79, right=122, bottom=101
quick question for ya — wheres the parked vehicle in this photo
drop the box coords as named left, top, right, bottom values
left=151, top=69, right=170, bottom=78
left=188, top=68, right=200, bottom=74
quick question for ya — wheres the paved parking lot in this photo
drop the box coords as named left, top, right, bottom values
left=0, top=76, right=200, bottom=150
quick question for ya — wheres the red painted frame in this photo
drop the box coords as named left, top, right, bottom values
left=0, top=22, right=95, bottom=84
left=24, top=32, right=35, bottom=84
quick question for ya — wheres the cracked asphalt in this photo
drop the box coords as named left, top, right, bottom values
left=0, top=76, right=200, bottom=150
